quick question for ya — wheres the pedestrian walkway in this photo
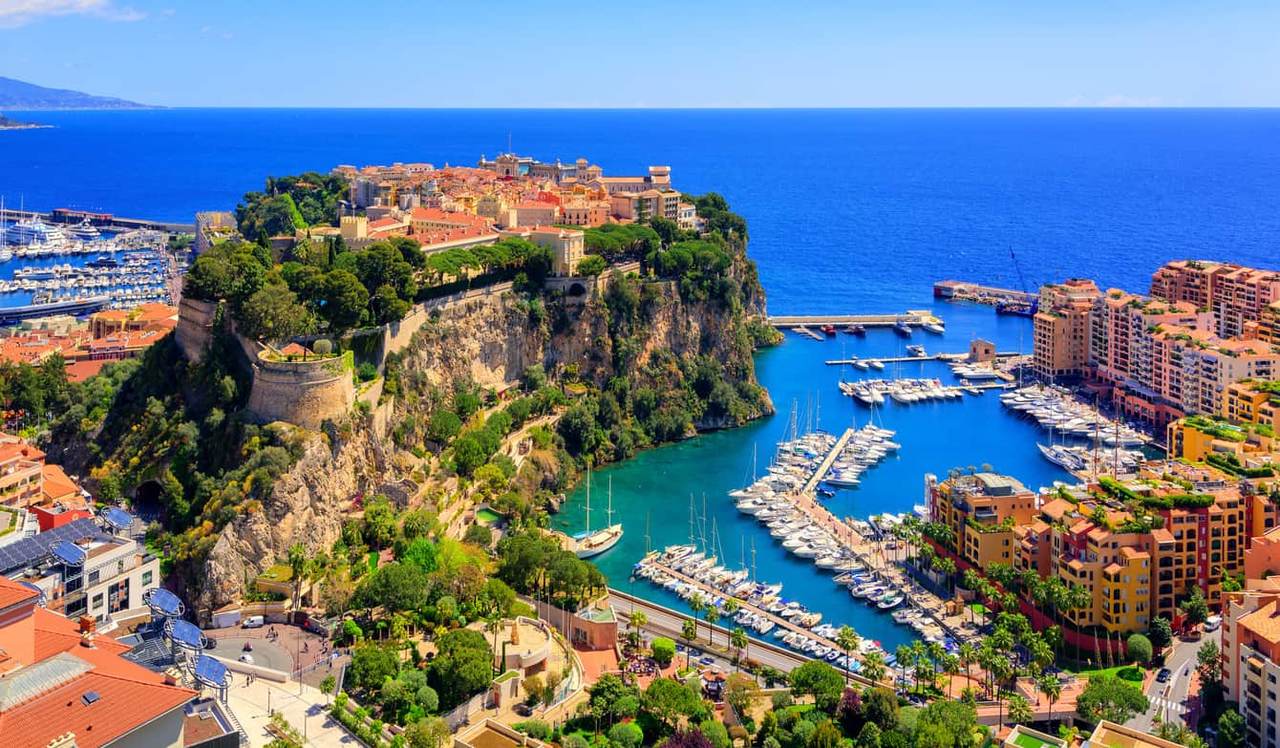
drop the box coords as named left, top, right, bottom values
left=225, top=674, right=353, bottom=747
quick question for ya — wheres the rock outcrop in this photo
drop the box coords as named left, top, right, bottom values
left=197, top=272, right=770, bottom=615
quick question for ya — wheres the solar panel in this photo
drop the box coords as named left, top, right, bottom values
left=193, top=655, right=229, bottom=688
left=145, top=587, right=183, bottom=617
left=168, top=619, right=204, bottom=649
left=103, top=507, right=134, bottom=531
left=51, top=541, right=86, bottom=567
left=0, top=518, right=103, bottom=574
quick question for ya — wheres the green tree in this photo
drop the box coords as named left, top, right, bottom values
left=402, top=716, right=451, bottom=748
left=862, top=687, right=899, bottom=731
left=836, top=626, right=860, bottom=683
left=1197, top=639, right=1224, bottom=687
left=237, top=283, right=316, bottom=342
left=1127, top=633, right=1154, bottom=665
left=682, top=619, right=698, bottom=669
left=790, top=661, right=844, bottom=712
left=913, top=699, right=980, bottom=748
left=1180, top=587, right=1210, bottom=627
left=577, top=254, right=608, bottom=276
left=1149, top=616, right=1174, bottom=651
left=428, top=629, right=494, bottom=709
left=1076, top=673, right=1149, bottom=724
left=641, top=678, right=702, bottom=732
left=320, top=269, right=369, bottom=331
left=1217, top=708, right=1246, bottom=748
left=808, top=720, right=842, bottom=748
left=320, top=674, right=336, bottom=703
left=652, top=636, right=676, bottom=667
left=1038, top=674, right=1062, bottom=725
left=349, top=643, right=399, bottom=692
left=354, top=562, right=429, bottom=612
left=609, top=722, right=644, bottom=748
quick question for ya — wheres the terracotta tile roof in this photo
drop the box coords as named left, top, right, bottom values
left=40, top=465, right=80, bottom=504
left=66, top=360, right=109, bottom=383
left=1238, top=599, right=1280, bottom=646
left=0, top=576, right=38, bottom=611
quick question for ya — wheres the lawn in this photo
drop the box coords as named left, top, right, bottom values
left=1013, top=733, right=1055, bottom=748
left=1070, top=664, right=1145, bottom=682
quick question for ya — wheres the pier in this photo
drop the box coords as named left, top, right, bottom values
left=768, top=309, right=942, bottom=330
left=801, top=427, right=856, bottom=494
left=933, top=280, right=1035, bottom=306
left=2, top=207, right=193, bottom=235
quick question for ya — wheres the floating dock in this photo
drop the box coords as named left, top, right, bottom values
left=801, top=427, right=856, bottom=494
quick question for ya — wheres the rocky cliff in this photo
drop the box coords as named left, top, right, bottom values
left=197, top=267, right=772, bottom=614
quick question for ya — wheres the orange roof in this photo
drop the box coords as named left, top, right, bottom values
left=66, top=359, right=109, bottom=383
left=0, top=576, right=38, bottom=611
left=1238, top=599, right=1280, bottom=647
left=40, top=464, right=81, bottom=504
left=279, top=342, right=310, bottom=357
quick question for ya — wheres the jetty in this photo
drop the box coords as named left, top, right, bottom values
left=768, top=309, right=942, bottom=331
left=933, top=280, right=1035, bottom=305
left=801, top=427, right=855, bottom=494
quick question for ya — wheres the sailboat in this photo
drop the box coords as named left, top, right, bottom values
left=573, top=474, right=624, bottom=559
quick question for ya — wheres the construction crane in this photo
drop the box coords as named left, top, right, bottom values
left=995, top=245, right=1039, bottom=317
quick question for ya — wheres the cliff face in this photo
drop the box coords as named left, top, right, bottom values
left=198, top=269, right=771, bottom=614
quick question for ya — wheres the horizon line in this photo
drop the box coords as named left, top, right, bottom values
left=7, top=104, right=1280, bottom=112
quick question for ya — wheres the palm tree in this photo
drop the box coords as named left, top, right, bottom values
left=706, top=607, right=720, bottom=647
left=730, top=628, right=748, bottom=671
left=836, top=626, right=859, bottom=683
left=287, top=542, right=307, bottom=610
left=689, top=593, right=706, bottom=642
left=988, top=655, right=1014, bottom=728
left=626, top=610, right=647, bottom=651
left=681, top=618, right=697, bottom=670
left=909, top=640, right=929, bottom=692
left=862, top=650, right=887, bottom=685
left=1038, top=673, right=1062, bottom=726
left=925, top=641, right=946, bottom=689
left=1007, top=694, right=1033, bottom=725
left=723, top=598, right=740, bottom=621
left=958, top=642, right=977, bottom=684
left=895, top=643, right=913, bottom=691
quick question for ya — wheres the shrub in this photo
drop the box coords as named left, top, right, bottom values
left=515, top=720, right=551, bottom=740
left=609, top=722, right=644, bottom=748
left=1126, top=633, right=1153, bottom=665
left=1117, top=666, right=1144, bottom=682
left=313, top=339, right=333, bottom=355
left=357, top=362, right=378, bottom=382
left=651, top=637, right=676, bottom=667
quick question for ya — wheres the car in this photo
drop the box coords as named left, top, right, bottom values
left=242, top=615, right=265, bottom=629
left=699, top=656, right=715, bottom=666
left=675, top=644, right=686, bottom=652
left=1156, top=668, right=1172, bottom=683
left=689, top=649, right=702, bottom=658
left=238, top=653, right=255, bottom=664
left=1205, top=615, right=1222, bottom=632
left=513, top=703, right=533, bottom=717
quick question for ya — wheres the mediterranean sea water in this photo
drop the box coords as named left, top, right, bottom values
left=5, top=108, right=1280, bottom=650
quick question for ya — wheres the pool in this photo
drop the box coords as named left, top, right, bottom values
left=476, top=508, right=504, bottom=525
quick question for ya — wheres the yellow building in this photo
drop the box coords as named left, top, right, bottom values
left=927, top=472, right=1037, bottom=567
left=1032, top=278, right=1100, bottom=379
left=1225, top=380, right=1280, bottom=430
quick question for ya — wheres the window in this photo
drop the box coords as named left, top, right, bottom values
left=141, top=570, right=153, bottom=588
left=92, top=594, right=103, bottom=610
left=87, top=570, right=100, bottom=585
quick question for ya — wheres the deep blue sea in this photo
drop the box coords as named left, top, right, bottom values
left=5, top=108, right=1279, bottom=651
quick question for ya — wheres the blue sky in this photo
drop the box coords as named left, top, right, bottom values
left=1, top=0, right=1277, bottom=107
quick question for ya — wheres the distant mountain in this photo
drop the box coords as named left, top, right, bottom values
left=0, top=76, right=151, bottom=110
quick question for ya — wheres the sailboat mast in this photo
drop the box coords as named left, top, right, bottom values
left=584, top=467, right=591, bottom=534
left=607, top=476, right=614, bottom=527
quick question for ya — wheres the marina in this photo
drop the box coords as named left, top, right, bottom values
left=1000, top=384, right=1151, bottom=448
left=556, top=302, right=1075, bottom=658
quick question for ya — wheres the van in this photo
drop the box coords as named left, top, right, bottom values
left=242, top=615, right=265, bottom=629
left=1204, top=615, right=1222, bottom=632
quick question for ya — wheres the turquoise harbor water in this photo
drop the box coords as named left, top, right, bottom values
left=552, top=302, right=1072, bottom=653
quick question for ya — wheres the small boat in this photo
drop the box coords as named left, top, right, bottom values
left=816, top=487, right=836, bottom=498
left=878, top=594, right=904, bottom=610
left=906, top=344, right=926, bottom=357
left=922, top=322, right=945, bottom=334
left=868, top=360, right=885, bottom=370
left=844, top=324, right=865, bottom=336
left=893, top=320, right=912, bottom=336
left=854, top=360, right=870, bottom=370
left=821, top=324, right=837, bottom=336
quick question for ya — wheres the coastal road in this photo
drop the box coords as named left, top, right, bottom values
left=1130, top=630, right=1219, bottom=732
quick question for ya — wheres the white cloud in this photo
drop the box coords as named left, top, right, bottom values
left=0, top=0, right=146, bottom=28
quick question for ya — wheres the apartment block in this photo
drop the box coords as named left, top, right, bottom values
left=927, top=472, right=1037, bottom=568
left=1151, top=260, right=1280, bottom=339
left=1033, top=279, right=1100, bottom=379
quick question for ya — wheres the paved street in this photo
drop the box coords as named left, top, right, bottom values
left=608, top=588, right=813, bottom=675
left=1131, top=629, right=1219, bottom=732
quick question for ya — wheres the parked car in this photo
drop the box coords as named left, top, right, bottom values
left=699, top=656, right=715, bottom=666
left=1157, top=668, right=1172, bottom=683
left=242, top=615, right=265, bottom=629
left=238, top=654, right=255, bottom=664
